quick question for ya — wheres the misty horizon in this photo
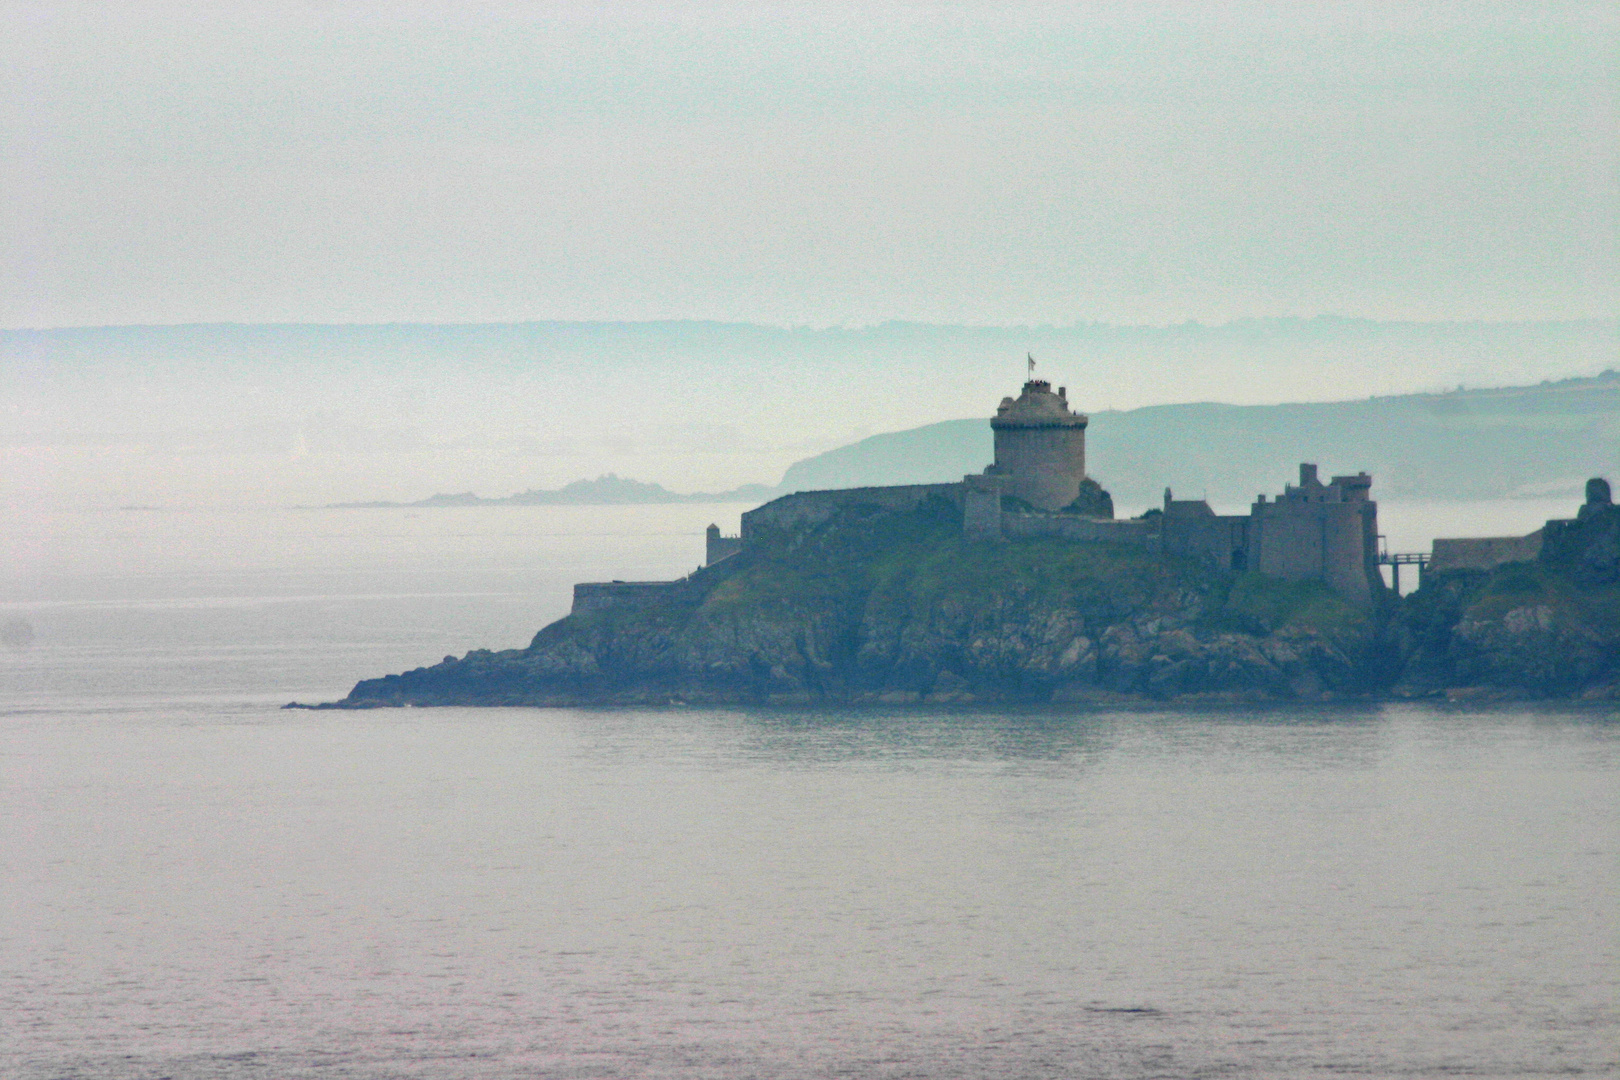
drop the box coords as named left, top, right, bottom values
left=8, top=4, right=1612, bottom=514
left=5, top=317, right=1615, bottom=511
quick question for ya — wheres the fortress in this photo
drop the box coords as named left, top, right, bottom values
left=577, top=376, right=1387, bottom=613
left=325, top=371, right=1620, bottom=709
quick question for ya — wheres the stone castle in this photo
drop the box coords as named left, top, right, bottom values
left=577, top=375, right=1387, bottom=613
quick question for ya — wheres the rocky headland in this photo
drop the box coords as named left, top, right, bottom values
left=307, top=493, right=1620, bottom=709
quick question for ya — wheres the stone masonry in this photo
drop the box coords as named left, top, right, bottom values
left=984, top=379, right=1089, bottom=511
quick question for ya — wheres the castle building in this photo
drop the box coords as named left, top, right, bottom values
left=583, top=374, right=1385, bottom=614
left=1157, top=464, right=1380, bottom=603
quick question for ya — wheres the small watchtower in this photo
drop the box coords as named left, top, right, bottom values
left=984, top=379, right=1089, bottom=511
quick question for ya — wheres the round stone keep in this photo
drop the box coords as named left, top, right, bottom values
left=988, top=379, right=1088, bottom=511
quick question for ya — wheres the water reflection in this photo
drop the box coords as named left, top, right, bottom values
left=557, top=701, right=1416, bottom=773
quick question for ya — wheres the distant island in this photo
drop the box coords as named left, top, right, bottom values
left=328, top=474, right=777, bottom=508
left=297, top=377, right=1619, bottom=708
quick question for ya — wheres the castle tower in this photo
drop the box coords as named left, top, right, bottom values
left=986, top=379, right=1088, bottom=511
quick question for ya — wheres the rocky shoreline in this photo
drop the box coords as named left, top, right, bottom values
left=294, top=494, right=1619, bottom=710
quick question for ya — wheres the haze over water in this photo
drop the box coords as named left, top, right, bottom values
left=3, top=505, right=1615, bottom=1079
left=4, top=4, right=1616, bottom=1075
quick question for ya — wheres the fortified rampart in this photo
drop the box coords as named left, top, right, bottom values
left=1159, top=497, right=1250, bottom=570
left=1252, top=466, right=1379, bottom=605
left=705, top=524, right=743, bottom=566
left=1542, top=478, right=1618, bottom=583
left=572, top=579, right=696, bottom=613
left=1000, top=512, right=1156, bottom=548
left=1153, top=465, right=1381, bottom=606
left=572, top=543, right=747, bottom=614
left=1428, top=477, right=1614, bottom=579
left=1429, top=533, right=1544, bottom=575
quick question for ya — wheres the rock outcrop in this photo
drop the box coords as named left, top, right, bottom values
left=309, top=491, right=1619, bottom=710
left=329, top=499, right=1388, bottom=707
left=1392, top=499, right=1620, bottom=700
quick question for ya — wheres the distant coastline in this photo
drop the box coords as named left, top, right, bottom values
left=325, top=474, right=780, bottom=509
left=322, top=371, right=1620, bottom=509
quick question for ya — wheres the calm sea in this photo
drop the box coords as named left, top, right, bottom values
left=2, top=503, right=1615, bottom=1079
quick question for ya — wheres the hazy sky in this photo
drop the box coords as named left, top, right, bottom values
left=4, top=1, right=1616, bottom=329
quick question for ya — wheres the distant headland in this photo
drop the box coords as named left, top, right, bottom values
left=326, top=474, right=776, bottom=508
left=296, top=375, right=1619, bottom=708
left=321, top=370, right=1619, bottom=509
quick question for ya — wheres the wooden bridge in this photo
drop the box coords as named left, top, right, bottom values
left=1377, top=549, right=1429, bottom=593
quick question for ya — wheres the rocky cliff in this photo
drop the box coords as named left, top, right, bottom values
left=315, top=496, right=1619, bottom=709
left=1390, top=501, right=1620, bottom=700
left=328, top=499, right=1383, bottom=707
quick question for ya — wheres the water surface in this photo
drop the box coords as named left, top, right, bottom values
left=1, top=505, right=1614, bottom=1078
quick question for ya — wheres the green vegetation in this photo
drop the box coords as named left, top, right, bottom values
left=338, top=497, right=1618, bottom=708
left=1201, top=573, right=1371, bottom=641
left=1450, top=561, right=1620, bottom=629
left=704, top=499, right=1194, bottom=630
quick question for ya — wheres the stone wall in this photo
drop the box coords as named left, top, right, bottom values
left=1001, top=512, right=1156, bottom=548
left=1541, top=498, right=1618, bottom=585
left=705, top=524, right=743, bottom=566
left=1425, top=478, right=1613, bottom=579
left=572, top=543, right=746, bottom=614
left=1429, top=532, right=1544, bottom=574
left=1237, top=465, right=1382, bottom=607
left=989, top=423, right=1088, bottom=510
left=572, top=580, right=692, bottom=613
left=1161, top=504, right=1251, bottom=570
left=1250, top=498, right=1379, bottom=605
left=961, top=475, right=1004, bottom=541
